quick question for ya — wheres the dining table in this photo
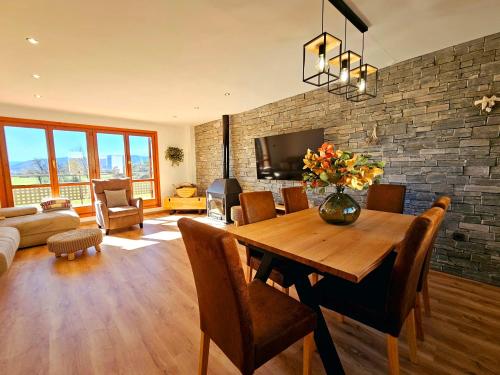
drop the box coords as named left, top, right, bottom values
left=226, top=207, right=415, bottom=375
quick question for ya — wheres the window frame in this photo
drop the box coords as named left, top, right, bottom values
left=0, top=117, right=161, bottom=215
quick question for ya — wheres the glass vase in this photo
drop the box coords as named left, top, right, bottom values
left=318, top=186, right=361, bottom=225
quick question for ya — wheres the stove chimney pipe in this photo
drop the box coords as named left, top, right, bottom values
left=222, top=115, right=230, bottom=179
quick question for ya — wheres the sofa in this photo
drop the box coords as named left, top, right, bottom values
left=0, top=206, right=80, bottom=248
left=0, top=227, right=20, bottom=276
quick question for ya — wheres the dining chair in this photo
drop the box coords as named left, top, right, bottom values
left=281, top=186, right=309, bottom=214
left=313, top=206, right=445, bottom=375
left=414, top=196, right=451, bottom=340
left=240, top=191, right=313, bottom=295
left=281, top=186, right=320, bottom=285
left=366, top=184, right=406, bottom=214
left=177, top=218, right=317, bottom=375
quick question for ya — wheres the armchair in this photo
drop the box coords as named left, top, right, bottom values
left=91, top=178, right=143, bottom=235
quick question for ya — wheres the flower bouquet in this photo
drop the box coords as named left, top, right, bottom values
left=303, top=143, right=385, bottom=224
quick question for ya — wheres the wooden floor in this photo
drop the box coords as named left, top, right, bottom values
left=0, top=213, right=499, bottom=375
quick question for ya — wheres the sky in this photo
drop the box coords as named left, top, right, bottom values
left=4, top=126, right=151, bottom=162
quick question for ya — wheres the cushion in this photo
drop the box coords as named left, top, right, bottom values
left=248, top=280, right=316, bottom=367
left=0, top=206, right=37, bottom=218
left=40, top=198, right=72, bottom=212
left=0, top=209, right=80, bottom=238
left=0, top=227, right=20, bottom=276
left=104, top=189, right=129, bottom=208
left=108, top=206, right=139, bottom=218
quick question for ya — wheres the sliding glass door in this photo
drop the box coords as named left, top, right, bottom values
left=53, top=129, right=92, bottom=208
left=0, top=120, right=160, bottom=214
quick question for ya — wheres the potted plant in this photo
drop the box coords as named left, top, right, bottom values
left=303, top=143, right=384, bottom=225
left=165, top=146, right=184, bottom=166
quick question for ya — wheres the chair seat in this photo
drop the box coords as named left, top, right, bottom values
left=248, top=280, right=317, bottom=367
left=108, top=206, right=139, bottom=218
left=313, top=251, right=399, bottom=336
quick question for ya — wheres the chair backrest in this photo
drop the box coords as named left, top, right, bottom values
left=281, top=186, right=309, bottom=214
left=386, top=207, right=444, bottom=334
left=239, top=191, right=277, bottom=225
left=178, top=218, right=254, bottom=374
left=92, top=178, right=132, bottom=206
left=366, top=184, right=406, bottom=214
left=417, top=196, right=451, bottom=291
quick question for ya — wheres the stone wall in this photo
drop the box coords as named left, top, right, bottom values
left=195, top=32, right=500, bottom=285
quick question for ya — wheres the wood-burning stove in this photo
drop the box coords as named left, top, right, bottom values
left=206, top=115, right=242, bottom=223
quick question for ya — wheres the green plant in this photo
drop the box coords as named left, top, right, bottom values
left=165, top=146, right=184, bottom=166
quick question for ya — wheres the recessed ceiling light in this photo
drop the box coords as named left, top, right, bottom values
left=32, top=74, right=41, bottom=79
left=33, top=94, right=41, bottom=98
left=224, top=92, right=231, bottom=96
left=26, top=37, right=39, bottom=45
left=194, top=106, right=199, bottom=110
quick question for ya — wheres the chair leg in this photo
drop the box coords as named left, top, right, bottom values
left=282, top=287, right=289, bottom=295
left=406, top=309, right=418, bottom=363
left=386, top=335, right=400, bottom=375
left=303, top=332, right=314, bottom=375
left=247, top=266, right=253, bottom=283
left=139, top=223, right=143, bottom=229
left=422, top=279, right=431, bottom=317
left=198, top=330, right=210, bottom=375
left=105, top=229, right=110, bottom=235
left=311, top=273, right=319, bottom=284
left=414, top=295, right=424, bottom=341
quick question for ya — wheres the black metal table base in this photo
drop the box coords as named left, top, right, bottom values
left=252, top=252, right=345, bottom=375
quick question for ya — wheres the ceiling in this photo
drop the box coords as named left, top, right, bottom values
left=1, top=0, right=499, bottom=126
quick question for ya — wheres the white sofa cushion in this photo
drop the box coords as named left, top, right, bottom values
left=0, top=227, right=20, bottom=276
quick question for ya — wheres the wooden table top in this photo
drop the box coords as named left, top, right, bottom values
left=227, top=207, right=415, bottom=283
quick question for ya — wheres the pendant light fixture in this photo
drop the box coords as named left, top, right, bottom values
left=346, top=33, right=379, bottom=102
left=303, top=0, right=342, bottom=87
left=328, top=18, right=361, bottom=95
left=301, top=0, right=379, bottom=101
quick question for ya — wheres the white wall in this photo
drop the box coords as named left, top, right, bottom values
left=0, top=103, right=196, bottom=202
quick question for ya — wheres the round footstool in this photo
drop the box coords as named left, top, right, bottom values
left=48, top=229, right=103, bottom=261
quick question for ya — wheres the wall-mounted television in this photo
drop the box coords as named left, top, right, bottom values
left=254, top=128, right=324, bottom=180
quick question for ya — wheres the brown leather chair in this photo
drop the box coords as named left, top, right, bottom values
left=240, top=191, right=285, bottom=289
left=178, top=218, right=317, bottom=375
left=281, top=187, right=321, bottom=285
left=313, top=206, right=445, bottom=375
left=414, top=196, right=451, bottom=340
left=366, top=184, right=406, bottom=214
left=92, top=178, right=143, bottom=235
left=281, top=186, right=309, bottom=214
left=240, top=191, right=312, bottom=294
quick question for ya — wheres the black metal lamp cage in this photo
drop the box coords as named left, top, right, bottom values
left=346, top=63, right=379, bottom=102
left=303, top=32, right=342, bottom=87
left=328, top=50, right=361, bottom=95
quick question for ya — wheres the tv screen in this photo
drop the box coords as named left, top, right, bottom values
left=254, top=128, right=324, bottom=180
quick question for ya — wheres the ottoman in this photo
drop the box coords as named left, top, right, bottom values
left=47, top=229, right=103, bottom=261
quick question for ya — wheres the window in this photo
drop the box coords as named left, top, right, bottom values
left=129, top=135, right=155, bottom=200
left=4, top=126, right=51, bottom=206
left=0, top=119, right=160, bottom=214
left=97, top=133, right=126, bottom=179
left=53, top=130, right=92, bottom=207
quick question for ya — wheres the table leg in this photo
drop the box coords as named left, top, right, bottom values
left=253, top=253, right=275, bottom=282
left=295, top=275, right=345, bottom=375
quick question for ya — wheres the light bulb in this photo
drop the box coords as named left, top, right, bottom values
left=340, top=68, right=349, bottom=82
left=317, top=54, right=326, bottom=72
left=358, top=78, right=366, bottom=92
